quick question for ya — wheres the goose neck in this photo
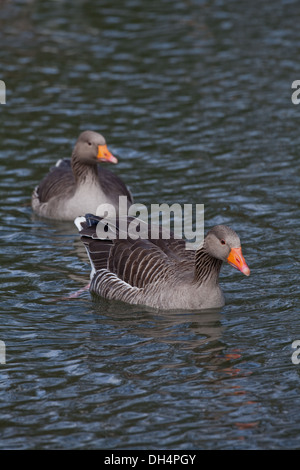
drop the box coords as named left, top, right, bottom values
left=71, top=153, right=98, bottom=184
left=194, top=248, right=222, bottom=285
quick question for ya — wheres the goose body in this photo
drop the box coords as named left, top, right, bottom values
left=75, top=214, right=250, bottom=310
left=32, top=131, right=133, bottom=221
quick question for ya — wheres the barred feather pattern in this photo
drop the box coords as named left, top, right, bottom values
left=77, top=215, right=227, bottom=310
left=90, top=269, right=142, bottom=304
left=194, top=249, right=222, bottom=285
left=71, top=156, right=98, bottom=183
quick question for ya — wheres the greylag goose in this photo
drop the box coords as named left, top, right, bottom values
left=75, top=214, right=250, bottom=310
left=32, top=130, right=133, bottom=220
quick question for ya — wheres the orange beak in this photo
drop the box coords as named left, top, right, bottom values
left=227, top=247, right=250, bottom=276
left=97, top=144, right=118, bottom=164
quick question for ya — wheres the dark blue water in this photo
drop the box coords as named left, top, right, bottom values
left=0, top=0, right=299, bottom=449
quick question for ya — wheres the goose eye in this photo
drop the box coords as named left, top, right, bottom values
left=88, top=142, right=92, bottom=146
left=220, top=239, right=226, bottom=245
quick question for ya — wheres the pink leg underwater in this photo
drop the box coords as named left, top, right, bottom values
left=48, top=283, right=90, bottom=302
left=66, top=283, right=91, bottom=298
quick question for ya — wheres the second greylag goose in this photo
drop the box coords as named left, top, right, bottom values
left=75, top=214, right=250, bottom=310
left=32, top=130, right=133, bottom=220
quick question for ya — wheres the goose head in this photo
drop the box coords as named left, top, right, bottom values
left=204, top=225, right=250, bottom=276
left=72, top=130, right=118, bottom=165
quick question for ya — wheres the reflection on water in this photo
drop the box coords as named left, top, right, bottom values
left=0, top=0, right=300, bottom=450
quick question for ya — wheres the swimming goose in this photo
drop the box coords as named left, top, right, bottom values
left=31, top=130, right=133, bottom=220
left=75, top=214, right=250, bottom=310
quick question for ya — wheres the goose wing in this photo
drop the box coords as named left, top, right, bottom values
left=76, top=214, right=195, bottom=289
left=98, top=167, right=134, bottom=206
left=35, top=159, right=75, bottom=203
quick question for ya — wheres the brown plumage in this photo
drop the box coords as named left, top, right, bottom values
left=75, top=214, right=250, bottom=310
left=31, top=130, right=133, bottom=220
